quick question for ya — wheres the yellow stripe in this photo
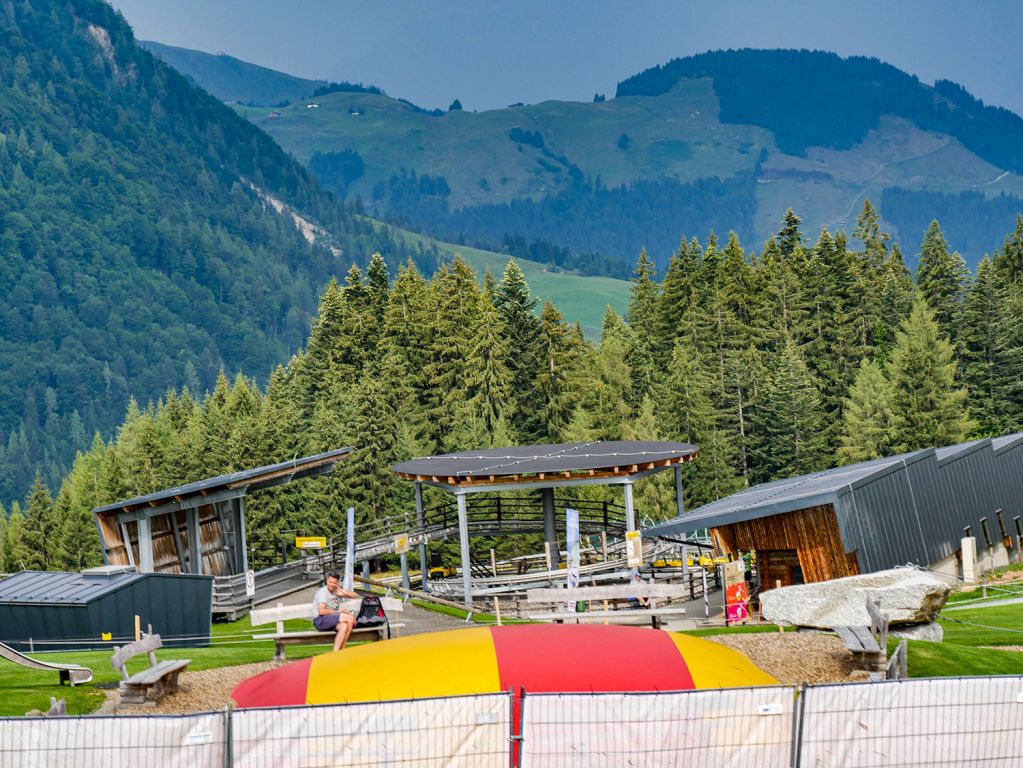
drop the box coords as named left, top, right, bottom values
left=306, top=627, right=501, bottom=704
left=668, top=633, right=778, bottom=688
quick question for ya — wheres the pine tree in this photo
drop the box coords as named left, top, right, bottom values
left=464, top=286, right=513, bottom=437
left=0, top=503, right=6, bottom=571
left=876, top=244, right=915, bottom=361
left=495, top=260, right=542, bottom=440
left=627, top=249, right=660, bottom=343
left=534, top=301, right=581, bottom=442
left=960, top=258, right=1004, bottom=434
left=748, top=338, right=828, bottom=482
left=836, top=359, right=896, bottom=464
left=4, top=502, right=28, bottom=573
left=777, top=208, right=805, bottom=260
left=916, top=220, right=968, bottom=343
left=22, top=473, right=58, bottom=570
left=994, top=214, right=1023, bottom=285
left=992, top=284, right=1023, bottom=431
left=888, top=300, right=972, bottom=451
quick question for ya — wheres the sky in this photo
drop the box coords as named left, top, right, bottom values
left=112, top=1, right=1023, bottom=116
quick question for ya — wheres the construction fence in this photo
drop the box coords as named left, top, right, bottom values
left=3, top=676, right=1023, bottom=767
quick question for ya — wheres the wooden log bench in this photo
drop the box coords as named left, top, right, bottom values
left=251, top=596, right=405, bottom=660
left=111, top=633, right=190, bottom=706
left=526, top=582, right=688, bottom=629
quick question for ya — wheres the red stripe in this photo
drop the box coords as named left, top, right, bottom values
left=232, top=657, right=313, bottom=707
left=490, top=625, right=694, bottom=692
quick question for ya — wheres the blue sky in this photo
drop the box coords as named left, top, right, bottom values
left=113, top=1, right=1023, bottom=115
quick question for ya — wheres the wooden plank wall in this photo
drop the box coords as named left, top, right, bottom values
left=97, top=506, right=233, bottom=576
left=714, top=504, right=853, bottom=584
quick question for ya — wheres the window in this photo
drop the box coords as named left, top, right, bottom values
left=980, top=517, right=992, bottom=549
left=997, top=510, right=1009, bottom=548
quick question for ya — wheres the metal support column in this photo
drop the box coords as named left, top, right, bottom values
left=416, top=482, right=429, bottom=593
left=400, top=551, right=410, bottom=591
left=542, top=487, right=559, bottom=569
left=673, top=463, right=686, bottom=568
left=456, top=491, right=473, bottom=611
left=623, top=481, right=637, bottom=576
left=137, top=514, right=154, bottom=573
left=361, top=560, right=370, bottom=580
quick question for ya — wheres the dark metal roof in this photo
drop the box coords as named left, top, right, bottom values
left=644, top=435, right=1023, bottom=539
left=0, top=569, right=143, bottom=605
left=392, top=441, right=698, bottom=482
left=94, top=447, right=353, bottom=515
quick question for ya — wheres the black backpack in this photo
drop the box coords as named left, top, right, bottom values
left=355, top=595, right=389, bottom=634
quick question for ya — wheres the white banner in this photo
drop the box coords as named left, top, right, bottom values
left=343, top=506, right=355, bottom=592
left=800, top=676, right=1023, bottom=767
left=233, top=693, right=510, bottom=768
left=0, top=711, right=225, bottom=768
left=625, top=530, right=643, bottom=567
left=522, top=687, right=796, bottom=768
left=565, top=508, right=580, bottom=589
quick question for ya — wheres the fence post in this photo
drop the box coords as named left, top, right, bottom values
left=224, top=703, right=234, bottom=768
left=790, top=683, right=807, bottom=768
left=509, top=687, right=526, bottom=768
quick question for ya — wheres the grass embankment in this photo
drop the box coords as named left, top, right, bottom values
left=0, top=613, right=347, bottom=717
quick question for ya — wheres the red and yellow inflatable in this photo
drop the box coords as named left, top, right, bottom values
left=232, top=624, right=775, bottom=707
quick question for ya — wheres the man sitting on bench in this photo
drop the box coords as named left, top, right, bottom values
left=312, top=572, right=359, bottom=651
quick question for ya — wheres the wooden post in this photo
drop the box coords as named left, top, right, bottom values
left=494, top=596, right=502, bottom=626
left=490, top=548, right=498, bottom=577
left=544, top=541, right=552, bottom=573
left=601, top=531, right=608, bottom=561
left=134, top=615, right=141, bottom=642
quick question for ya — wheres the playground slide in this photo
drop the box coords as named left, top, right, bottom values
left=0, top=641, right=93, bottom=686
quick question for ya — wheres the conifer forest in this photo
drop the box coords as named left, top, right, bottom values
left=4, top=201, right=1023, bottom=573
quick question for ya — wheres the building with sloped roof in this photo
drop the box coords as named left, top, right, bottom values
left=644, top=435, right=1023, bottom=588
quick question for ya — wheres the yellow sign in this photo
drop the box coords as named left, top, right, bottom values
left=625, top=530, right=643, bottom=567
left=394, top=533, right=410, bottom=555
left=295, top=536, right=327, bottom=549
left=101, top=632, right=112, bottom=641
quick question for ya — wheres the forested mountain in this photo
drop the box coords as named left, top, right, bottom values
left=9, top=205, right=1023, bottom=573
left=182, top=47, right=1023, bottom=271
left=0, top=0, right=445, bottom=504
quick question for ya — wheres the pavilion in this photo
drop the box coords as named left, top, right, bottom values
left=392, top=440, right=699, bottom=608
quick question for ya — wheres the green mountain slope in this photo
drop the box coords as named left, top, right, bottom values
left=199, top=49, right=1023, bottom=266
left=141, top=40, right=323, bottom=105
left=372, top=218, right=629, bottom=336
left=0, top=0, right=442, bottom=502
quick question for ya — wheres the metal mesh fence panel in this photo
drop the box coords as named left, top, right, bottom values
left=0, top=711, right=226, bottom=768
left=799, top=676, right=1023, bottom=767
left=231, top=692, right=511, bottom=768
left=521, top=686, right=797, bottom=768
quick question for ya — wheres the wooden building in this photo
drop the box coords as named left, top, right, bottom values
left=93, top=449, right=352, bottom=577
left=645, top=435, right=1023, bottom=589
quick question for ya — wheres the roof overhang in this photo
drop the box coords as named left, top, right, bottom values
left=93, top=447, right=353, bottom=519
left=392, top=440, right=698, bottom=494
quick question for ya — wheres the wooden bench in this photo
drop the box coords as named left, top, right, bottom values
left=834, top=598, right=892, bottom=678
left=251, top=596, right=405, bottom=660
left=526, top=582, right=688, bottom=629
left=111, top=633, right=190, bottom=706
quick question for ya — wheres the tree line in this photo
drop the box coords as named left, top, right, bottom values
left=3, top=202, right=1022, bottom=573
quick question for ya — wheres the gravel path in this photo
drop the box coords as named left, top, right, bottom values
left=707, top=632, right=855, bottom=684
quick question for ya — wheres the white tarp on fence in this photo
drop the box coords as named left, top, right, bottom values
left=232, top=693, right=510, bottom=768
left=0, top=711, right=226, bottom=768
left=800, top=676, right=1023, bottom=767
left=521, top=687, right=797, bottom=768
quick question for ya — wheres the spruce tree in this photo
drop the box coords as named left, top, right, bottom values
left=994, top=214, right=1023, bottom=285
left=22, top=474, right=58, bottom=570
left=464, top=286, right=513, bottom=437
left=992, top=284, right=1023, bottom=431
left=836, top=359, right=896, bottom=464
left=888, top=300, right=972, bottom=451
left=960, top=258, right=1004, bottom=434
left=534, top=301, right=581, bottom=443
left=916, top=220, right=968, bottom=343
left=748, top=338, right=828, bottom=482
left=777, top=208, right=805, bottom=260
left=495, top=260, right=542, bottom=440
left=627, top=249, right=660, bottom=344
left=655, top=237, right=700, bottom=359
left=3, top=502, right=28, bottom=573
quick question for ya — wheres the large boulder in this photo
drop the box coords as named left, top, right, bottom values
left=760, top=567, right=951, bottom=629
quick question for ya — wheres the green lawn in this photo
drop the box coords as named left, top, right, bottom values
left=0, top=614, right=354, bottom=717
left=901, top=598, right=1023, bottom=677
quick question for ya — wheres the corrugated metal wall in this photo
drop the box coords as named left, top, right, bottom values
left=835, top=438, right=1023, bottom=574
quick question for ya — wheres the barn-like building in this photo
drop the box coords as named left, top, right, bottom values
left=644, top=435, right=1023, bottom=588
